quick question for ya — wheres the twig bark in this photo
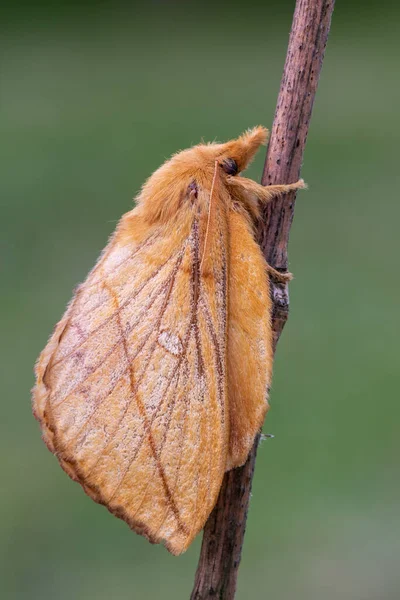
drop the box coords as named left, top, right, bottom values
left=191, top=1, right=335, bottom=598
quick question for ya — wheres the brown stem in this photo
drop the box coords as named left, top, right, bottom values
left=191, top=1, right=335, bottom=598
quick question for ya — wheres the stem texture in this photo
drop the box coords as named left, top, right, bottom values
left=191, top=2, right=335, bottom=598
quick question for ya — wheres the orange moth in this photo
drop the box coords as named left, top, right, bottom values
left=32, top=127, right=305, bottom=555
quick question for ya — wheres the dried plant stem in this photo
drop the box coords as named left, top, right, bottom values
left=191, top=1, right=335, bottom=598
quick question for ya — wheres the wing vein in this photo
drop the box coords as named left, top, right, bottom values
left=199, top=296, right=225, bottom=421
left=81, top=231, right=159, bottom=292
left=50, top=249, right=179, bottom=371
left=151, top=366, right=191, bottom=542
left=82, top=246, right=189, bottom=532
left=72, top=249, right=184, bottom=458
left=106, top=343, right=186, bottom=503
left=51, top=270, right=176, bottom=410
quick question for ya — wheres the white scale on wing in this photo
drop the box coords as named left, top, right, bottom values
left=157, top=330, right=184, bottom=356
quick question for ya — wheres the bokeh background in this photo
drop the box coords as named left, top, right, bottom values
left=2, top=1, right=399, bottom=598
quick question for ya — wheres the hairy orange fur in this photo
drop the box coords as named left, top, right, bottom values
left=32, top=127, right=305, bottom=554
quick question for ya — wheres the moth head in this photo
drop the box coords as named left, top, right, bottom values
left=137, top=126, right=269, bottom=224
left=197, top=126, right=269, bottom=221
left=214, top=126, right=269, bottom=174
left=183, top=125, right=268, bottom=178
left=171, top=125, right=268, bottom=179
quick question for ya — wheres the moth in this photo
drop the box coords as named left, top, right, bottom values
left=32, top=126, right=305, bottom=555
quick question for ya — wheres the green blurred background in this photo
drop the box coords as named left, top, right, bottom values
left=2, top=1, right=399, bottom=598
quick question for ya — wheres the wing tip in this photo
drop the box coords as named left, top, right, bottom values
left=39, top=419, right=195, bottom=555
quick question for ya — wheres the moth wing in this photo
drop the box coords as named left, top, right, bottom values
left=227, top=210, right=273, bottom=469
left=33, top=210, right=228, bottom=555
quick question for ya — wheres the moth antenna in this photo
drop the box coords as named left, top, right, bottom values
left=200, top=159, right=218, bottom=275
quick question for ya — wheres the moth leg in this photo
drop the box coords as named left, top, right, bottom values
left=227, top=176, right=306, bottom=204
left=258, top=179, right=306, bottom=203
left=265, top=263, right=293, bottom=284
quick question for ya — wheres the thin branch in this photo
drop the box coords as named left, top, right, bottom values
left=191, top=1, right=335, bottom=598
